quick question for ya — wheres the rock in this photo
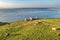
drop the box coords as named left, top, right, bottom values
left=52, top=27, right=56, bottom=31
left=24, top=18, right=27, bottom=21
left=4, top=32, right=9, bottom=37
left=30, top=17, right=32, bottom=21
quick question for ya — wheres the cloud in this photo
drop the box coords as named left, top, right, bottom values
left=0, top=1, right=60, bottom=8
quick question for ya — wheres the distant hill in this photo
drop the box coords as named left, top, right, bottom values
left=0, top=18, right=60, bottom=40
left=49, top=8, right=60, bottom=10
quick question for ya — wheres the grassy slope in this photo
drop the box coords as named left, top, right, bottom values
left=0, top=18, right=60, bottom=40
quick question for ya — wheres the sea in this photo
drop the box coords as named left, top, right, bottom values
left=0, top=8, right=60, bottom=22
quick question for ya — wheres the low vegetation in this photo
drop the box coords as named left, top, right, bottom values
left=0, top=22, right=9, bottom=26
left=0, top=18, right=60, bottom=40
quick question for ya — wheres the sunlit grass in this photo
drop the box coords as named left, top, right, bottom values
left=0, top=18, right=60, bottom=40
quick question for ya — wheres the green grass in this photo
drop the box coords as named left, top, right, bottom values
left=0, top=18, right=60, bottom=40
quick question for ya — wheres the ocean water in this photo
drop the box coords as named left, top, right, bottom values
left=0, top=8, right=60, bottom=22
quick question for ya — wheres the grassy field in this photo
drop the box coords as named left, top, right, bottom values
left=0, top=18, right=60, bottom=40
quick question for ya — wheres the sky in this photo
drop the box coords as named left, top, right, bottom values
left=0, top=0, right=60, bottom=8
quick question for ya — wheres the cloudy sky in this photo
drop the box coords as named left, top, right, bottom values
left=0, top=0, right=60, bottom=8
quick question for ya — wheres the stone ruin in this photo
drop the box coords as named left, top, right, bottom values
left=24, top=16, right=38, bottom=21
left=24, top=18, right=27, bottom=21
left=30, top=17, right=33, bottom=21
